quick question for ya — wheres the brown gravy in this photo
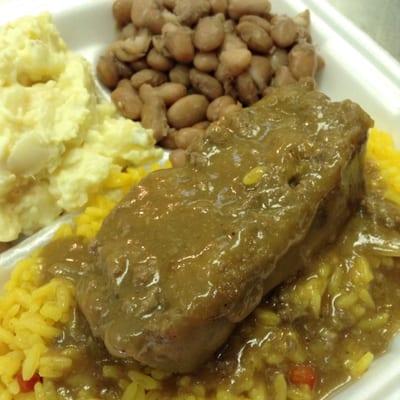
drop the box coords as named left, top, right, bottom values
left=39, top=214, right=400, bottom=399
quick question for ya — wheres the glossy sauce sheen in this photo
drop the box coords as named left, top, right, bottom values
left=37, top=83, right=400, bottom=399
left=71, top=82, right=371, bottom=373
left=41, top=216, right=400, bottom=399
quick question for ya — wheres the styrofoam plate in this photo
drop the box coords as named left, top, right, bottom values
left=0, top=0, right=399, bottom=398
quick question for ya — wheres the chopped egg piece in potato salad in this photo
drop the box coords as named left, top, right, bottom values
left=0, top=14, right=162, bottom=242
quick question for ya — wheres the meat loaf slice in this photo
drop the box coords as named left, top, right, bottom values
left=77, top=82, right=372, bottom=373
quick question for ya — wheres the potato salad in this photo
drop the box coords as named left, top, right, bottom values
left=0, top=14, right=162, bottom=242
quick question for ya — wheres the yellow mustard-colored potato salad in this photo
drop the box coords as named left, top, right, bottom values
left=0, top=14, right=162, bottom=242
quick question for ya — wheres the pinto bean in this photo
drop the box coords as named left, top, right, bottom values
left=97, top=55, right=120, bottom=89
left=293, top=10, right=310, bottom=29
left=107, top=0, right=321, bottom=154
left=157, top=82, right=188, bottom=105
left=288, top=43, right=318, bottom=79
left=162, top=0, right=176, bottom=10
left=228, top=0, right=271, bottom=19
left=119, top=23, right=136, bottom=40
left=210, top=0, right=228, bottom=15
left=111, top=40, right=135, bottom=62
left=298, top=26, right=312, bottom=43
left=169, top=149, right=187, bottom=167
left=299, top=76, right=317, bottom=89
left=189, top=69, right=224, bottom=100
left=222, top=32, right=247, bottom=51
left=141, top=94, right=169, bottom=141
left=169, top=64, right=191, bottom=86
left=271, top=16, right=298, bottom=48
left=159, top=130, right=178, bottom=149
left=294, top=10, right=312, bottom=43
left=131, top=0, right=164, bottom=33
left=236, top=72, right=259, bottom=105
left=193, top=121, right=210, bottom=129
left=130, top=58, right=149, bottom=71
left=138, top=83, right=155, bottom=102
left=219, top=76, right=238, bottom=98
left=164, top=26, right=195, bottom=63
left=131, top=69, right=167, bottom=88
left=219, top=48, right=252, bottom=77
left=193, top=53, right=219, bottom=72
left=206, top=95, right=235, bottom=121
left=214, top=63, right=229, bottom=86
left=146, top=48, right=174, bottom=71
left=270, top=49, right=289, bottom=72
left=151, top=35, right=170, bottom=57
left=223, top=19, right=236, bottom=34
left=130, top=0, right=152, bottom=27
left=194, top=15, right=225, bottom=52
left=113, top=0, right=133, bottom=27
left=219, top=103, right=242, bottom=118
left=236, top=21, right=273, bottom=54
left=249, top=56, right=271, bottom=91
left=175, top=127, right=205, bottom=149
left=148, top=12, right=166, bottom=34
left=111, top=79, right=143, bottom=120
left=239, top=15, right=271, bottom=32
left=167, top=95, right=209, bottom=129
left=112, top=28, right=151, bottom=62
left=140, top=81, right=186, bottom=106
left=272, top=66, right=296, bottom=86
left=115, top=59, right=133, bottom=79
left=162, top=9, right=180, bottom=24
left=173, top=0, right=211, bottom=26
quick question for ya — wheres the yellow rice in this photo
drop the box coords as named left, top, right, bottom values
left=366, top=128, right=400, bottom=206
left=0, top=128, right=400, bottom=399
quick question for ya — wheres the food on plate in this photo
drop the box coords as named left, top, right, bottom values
left=97, top=0, right=323, bottom=155
left=76, top=82, right=370, bottom=373
left=0, top=14, right=162, bottom=243
left=2, top=118, right=400, bottom=399
left=0, top=7, right=399, bottom=400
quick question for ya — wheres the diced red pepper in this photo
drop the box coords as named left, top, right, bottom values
left=16, top=372, right=42, bottom=393
left=288, top=364, right=317, bottom=389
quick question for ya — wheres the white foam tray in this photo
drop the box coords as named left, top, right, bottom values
left=0, top=0, right=399, bottom=398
